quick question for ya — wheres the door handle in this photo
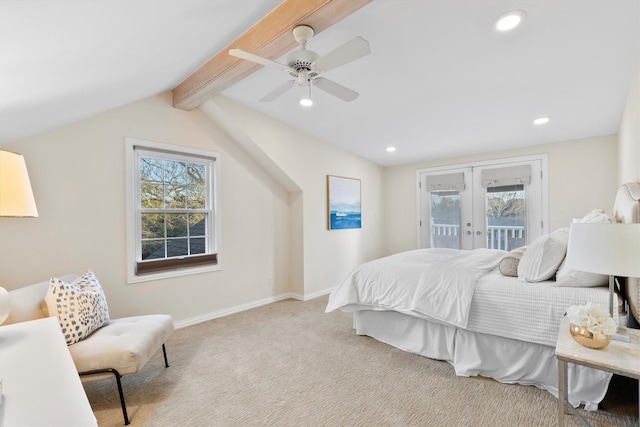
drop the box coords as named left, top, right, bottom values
left=466, top=231, right=472, bottom=235
left=476, top=231, right=482, bottom=235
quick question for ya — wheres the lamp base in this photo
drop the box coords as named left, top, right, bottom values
left=611, top=326, right=630, bottom=342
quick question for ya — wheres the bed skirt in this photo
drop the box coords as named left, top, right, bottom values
left=354, top=310, right=612, bottom=410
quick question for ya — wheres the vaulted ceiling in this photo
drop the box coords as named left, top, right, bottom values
left=1, top=0, right=638, bottom=166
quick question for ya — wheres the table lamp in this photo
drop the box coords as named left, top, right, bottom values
left=565, top=222, right=640, bottom=340
left=0, top=149, right=39, bottom=324
left=0, top=149, right=38, bottom=218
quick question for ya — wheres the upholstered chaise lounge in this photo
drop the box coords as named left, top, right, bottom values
left=4, top=274, right=174, bottom=425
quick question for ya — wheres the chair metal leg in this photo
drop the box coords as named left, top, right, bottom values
left=162, top=343, right=170, bottom=368
left=79, top=344, right=170, bottom=426
left=80, top=368, right=129, bottom=425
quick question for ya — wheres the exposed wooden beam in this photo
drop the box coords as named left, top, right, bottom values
left=172, top=0, right=372, bottom=111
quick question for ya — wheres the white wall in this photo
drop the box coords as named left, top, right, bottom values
left=384, top=135, right=618, bottom=255
left=2, top=51, right=637, bottom=323
left=619, top=49, right=640, bottom=184
left=0, top=91, right=386, bottom=322
left=0, top=92, right=294, bottom=322
left=209, top=96, right=386, bottom=296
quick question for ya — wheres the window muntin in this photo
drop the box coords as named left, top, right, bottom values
left=128, top=141, right=219, bottom=281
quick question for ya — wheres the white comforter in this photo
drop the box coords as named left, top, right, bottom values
left=326, top=248, right=506, bottom=328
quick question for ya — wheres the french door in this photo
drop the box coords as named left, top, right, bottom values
left=418, top=157, right=547, bottom=251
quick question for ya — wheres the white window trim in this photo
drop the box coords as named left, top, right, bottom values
left=125, top=137, right=222, bottom=284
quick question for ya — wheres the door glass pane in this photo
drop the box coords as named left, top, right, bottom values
left=486, top=185, right=525, bottom=251
left=430, top=191, right=461, bottom=249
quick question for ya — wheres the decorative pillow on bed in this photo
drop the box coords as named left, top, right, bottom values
left=45, top=270, right=110, bottom=345
left=517, top=228, right=569, bottom=283
left=552, top=210, right=612, bottom=287
left=498, top=246, right=527, bottom=277
left=553, top=258, right=609, bottom=287
left=576, top=208, right=614, bottom=224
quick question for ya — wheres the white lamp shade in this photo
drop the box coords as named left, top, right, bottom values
left=0, top=149, right=38, bottom=217
left=566, top=223, right=640, bottom=277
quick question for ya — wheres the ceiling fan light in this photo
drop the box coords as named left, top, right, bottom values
left=494, top=10, right=526, bottom=32
left=300, top=83, right=313, bottom=107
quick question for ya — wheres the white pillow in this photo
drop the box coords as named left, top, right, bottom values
left=554, top=258, right=609, bottom=287
left=518, top=228, right=569, bottom=283
left=554, top=210, right=612, bottom=287
left=45, top=270, right=110, bottom=345
left=576, top=208, right=614, bottom=224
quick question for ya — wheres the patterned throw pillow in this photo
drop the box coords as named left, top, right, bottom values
left=498, top=246, right=527, bottom=277
left=45, top=270, right=110, bottom=345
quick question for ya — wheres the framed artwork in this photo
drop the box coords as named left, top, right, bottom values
left=327, top=175, right=361, bottom=230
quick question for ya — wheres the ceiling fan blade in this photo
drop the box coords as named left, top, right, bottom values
left=229, top=49, right=290, bottom=72
left=314, top=77, right=359, bottom=102
left=259, top=80, right=295, bottom=102
left=314, top=37, right=371, bottom=73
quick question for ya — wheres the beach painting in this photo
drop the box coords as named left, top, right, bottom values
left=327, top=175, right=361, bottom=230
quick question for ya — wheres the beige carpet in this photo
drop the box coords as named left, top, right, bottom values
left=84, top=296, right=638, bottom=426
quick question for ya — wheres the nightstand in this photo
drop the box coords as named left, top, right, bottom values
left=555, top=317, right=640, bottom=426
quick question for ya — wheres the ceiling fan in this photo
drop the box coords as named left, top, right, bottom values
left=229, top=25, right=370, bottom=104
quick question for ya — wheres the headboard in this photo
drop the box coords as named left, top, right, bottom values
left=612, top=182, right=640, bottom=325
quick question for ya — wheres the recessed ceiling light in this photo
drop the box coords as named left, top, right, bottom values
left=533, top=116, right=550, bottom=125
left=494, top=10, right=526, bottom=32
left=386, top=146, right=396, bottom=152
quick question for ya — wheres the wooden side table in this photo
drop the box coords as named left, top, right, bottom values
left=555, top=317, right=640, bottom=427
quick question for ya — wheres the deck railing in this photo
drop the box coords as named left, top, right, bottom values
left=432, top=223, right=525, bottom=251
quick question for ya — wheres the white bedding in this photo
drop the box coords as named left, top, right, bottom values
left=326, top=248, right=505, bottom=328
left=328, top=183, right=639, bottom=411
left=354, top=310, right=612, bottom=409
left=468, top=269, right=615, bottom=347
left=326, top=248, right=615, bottom=347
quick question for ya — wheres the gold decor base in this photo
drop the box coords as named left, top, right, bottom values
left=569, top=323, right=611, bottom=349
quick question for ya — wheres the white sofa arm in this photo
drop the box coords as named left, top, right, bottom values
left=4, top=274, right=79, bottom=325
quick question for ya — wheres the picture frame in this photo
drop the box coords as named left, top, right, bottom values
left=327, top=175, right=361, bottom=230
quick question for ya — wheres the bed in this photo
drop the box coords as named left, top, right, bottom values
left=326, top=182, right=640, bottom=410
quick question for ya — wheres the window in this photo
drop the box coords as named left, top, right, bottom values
left=417, top=155, right=547, bottom=251
left=126, top=138, right=220, bottom=282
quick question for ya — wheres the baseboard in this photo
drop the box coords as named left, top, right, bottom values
left=174, top=287, right=335, bottom=329
left=302, top=287, right=334, bottom=301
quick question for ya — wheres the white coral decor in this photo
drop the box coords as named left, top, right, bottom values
left=566, top=302, right=617, bottom=336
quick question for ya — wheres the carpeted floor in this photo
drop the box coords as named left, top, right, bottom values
left=83, top=296, right=638, bottom=426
